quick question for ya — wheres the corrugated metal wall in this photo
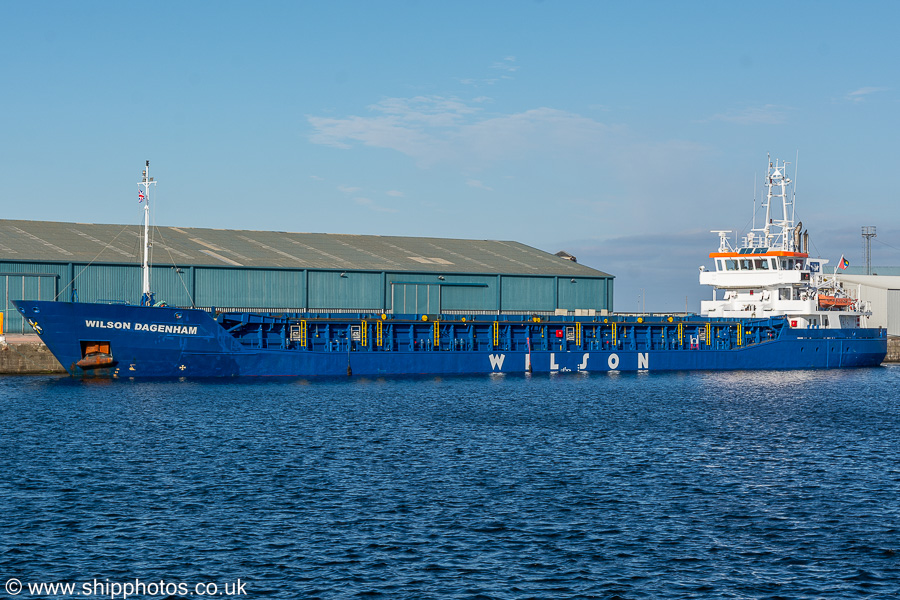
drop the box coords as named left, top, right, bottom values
left=196, top=268, right=306, bottom=309
left=1, top=269, right=60, bottom=334
left=149, top=267, right=195, bottom=307
left=0, top=262, right=67, bottom=278
left=309, top=271, right=382, bottom=310
left=858, top=286, right=888, bottom=330
left=558, top=277, right=606, bottom=311
left=387, top=274, right=497, bottom=313
left=77, top=264, right=141, bottom=304
left=501, top=276, right=555, bottom=312
left=888, top=289, right=900, bottom=336
left=439, top=280, right=494, bottom=311
left=391, top=283, right=440, bottom=314
left=1, top=260, right=615, bottom=326
left=70, top=264, right=194, bottom=307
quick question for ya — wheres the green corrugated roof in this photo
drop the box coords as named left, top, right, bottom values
left=0, top=219, right=612, bottom=278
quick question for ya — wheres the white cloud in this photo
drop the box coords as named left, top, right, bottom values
left=459, top=77, right=502, bottom=86
left=490, top=56, right=518, bottom=72
left=466, top=179, right=493, bottom=191
left=455, top=107, right=613, bottom=163
left=385, top=190, right=404, bottom=197
left=309, top=96, right=479, bottom=163
left=354, top=197, right=398, bottom=213
left=370, top=96, right=480, bottom=125
left=845, top=87, right=887, bottom=103
left=707, top=104, right=789, bottom=125
left=307, top=95, right=711, bottom=236
left=337, top=185, right=361, bottom=194
left=459, top=57, right=517, bottom=87
left=309, top=97, right=617, bottom=167
left=309, top=114, right=439, bottom=155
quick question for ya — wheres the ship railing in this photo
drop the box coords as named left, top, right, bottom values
left=194, top=306, right=583, bottom=318
left=198, top=306, right=388, bottom=316
left=441, top=309, right=556, bottom=316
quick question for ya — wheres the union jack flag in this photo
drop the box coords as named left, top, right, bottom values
left=138, top=190, right=145, bottom=202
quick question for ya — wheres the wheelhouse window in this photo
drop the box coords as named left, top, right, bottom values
left=726, top=259, right=738, bottom=271
left=754, top=259, right=768, bottom=270
left=740, top=259, right=754, bottom=270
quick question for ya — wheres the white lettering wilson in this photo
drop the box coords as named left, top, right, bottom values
left=85, top=320, right=131, bottom=330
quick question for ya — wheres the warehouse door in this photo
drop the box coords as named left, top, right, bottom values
left=888, top=289, right=900, bottom=336
left=391, top=283, right=440, bottom=315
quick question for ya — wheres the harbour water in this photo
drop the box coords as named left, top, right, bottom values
left=2, top=367, right=899, bottom=599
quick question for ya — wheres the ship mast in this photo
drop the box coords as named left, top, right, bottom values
left=754, top=157, right=793, bottom=250
left=138, top=161, right=157, bottom=306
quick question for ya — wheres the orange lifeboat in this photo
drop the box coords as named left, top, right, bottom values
left=818, top=295, right=853, bottom=309
left=76, top=352, right=117, bottom=369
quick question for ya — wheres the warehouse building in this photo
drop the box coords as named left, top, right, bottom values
left=0, top=219, right=614, bottom=334
left=840, top=267, right=900, bottom=336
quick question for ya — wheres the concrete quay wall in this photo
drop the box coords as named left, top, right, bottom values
left=886, top=336, right=900, bottom=363
left=0, top=335, right=66, bottom=374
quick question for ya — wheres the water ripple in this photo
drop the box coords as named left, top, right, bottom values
left=2, top=367, right=900, bottom=598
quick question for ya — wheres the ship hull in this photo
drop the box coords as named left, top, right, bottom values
left=13, top=301, right=887, bottom=378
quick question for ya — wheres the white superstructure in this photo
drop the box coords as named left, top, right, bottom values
left=700, top=158, right=869, bottom=329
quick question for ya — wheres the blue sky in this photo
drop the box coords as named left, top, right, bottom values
left=2, top=1, right=898, bottom=311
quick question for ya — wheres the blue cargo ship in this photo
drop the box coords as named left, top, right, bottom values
left=12, top=159, right=887, bottom=377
